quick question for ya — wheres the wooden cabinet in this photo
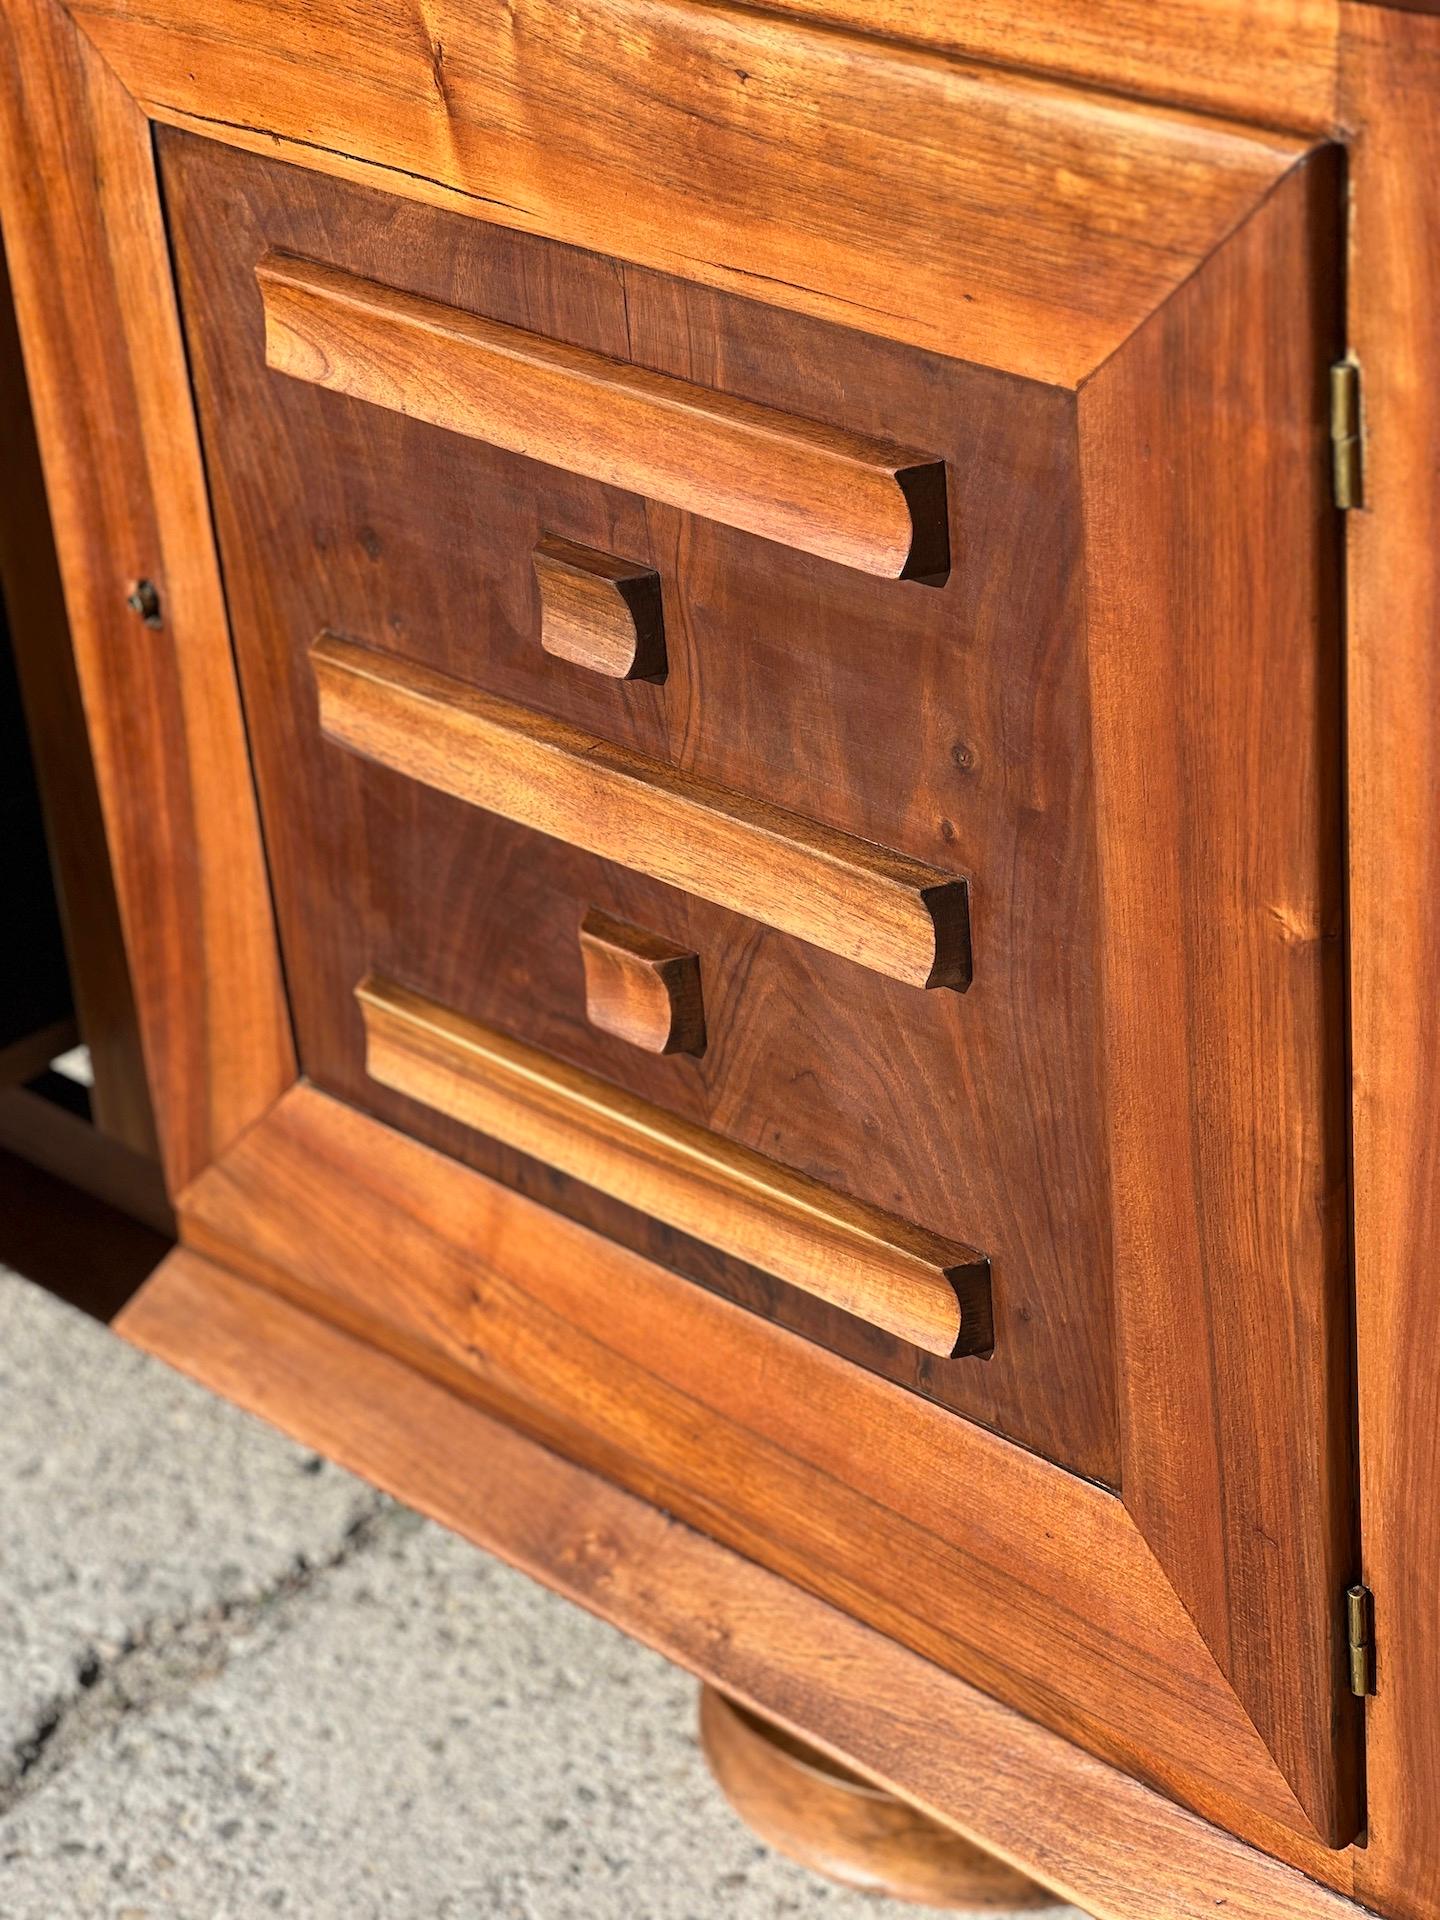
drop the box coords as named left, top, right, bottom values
left=3, top=1, right=1438, bottom=1915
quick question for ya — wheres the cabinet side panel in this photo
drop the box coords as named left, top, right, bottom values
left=0, top=240, right=155, bottom=1149
left=0, top=0, right=295, bottom=1186
left=1344, top=7, right=1440, bottom=1918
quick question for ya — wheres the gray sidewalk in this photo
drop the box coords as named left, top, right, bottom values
left=0, top=1268, right=1077, bottom=1919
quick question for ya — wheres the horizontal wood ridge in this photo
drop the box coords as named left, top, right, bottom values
left=162, top=1087, right=1333, bottom=1856
left=312, top=633, right=973, bottom=990
left=258, top=251, right=949, bottom=579
left=356, top=975, right=992, bottom=1358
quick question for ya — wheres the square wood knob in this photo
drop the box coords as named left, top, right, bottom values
left=534, top=535, right=667, bottom=681
left=578, top=908, right=706, bottom=1055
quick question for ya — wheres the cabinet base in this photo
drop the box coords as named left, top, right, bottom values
left=698, top=1686, right=1056, bottom=1909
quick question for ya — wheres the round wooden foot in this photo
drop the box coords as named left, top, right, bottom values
left=698, top=1687, right=1056, bottom=1910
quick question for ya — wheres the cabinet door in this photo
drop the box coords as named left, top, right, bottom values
left=153, top=33, right=1356, bottom=1863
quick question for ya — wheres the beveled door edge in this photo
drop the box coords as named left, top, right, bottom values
left=117, top=1240, right=1372, bottom=1920
left=65, top=0, right=1319, bottom=385
left=170, top=1085, right=1341, bottom=1876
left=1077, top=146, right=1360, bottom=1849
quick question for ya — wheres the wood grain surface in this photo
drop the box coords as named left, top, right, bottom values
left=534, top=538, right=667, bottom=682
left=158, top=85, right=1357, bottom=1846
left=171, top=1098, right=1344, bottom=1858
left=11, top=0, right=1436, bottom=1907
left=1342, top=8, right=1440, bottom=1918
left=578, top=908, right=705, bottom=1055
left=707, top=0, right=1342, bottom=129
left=170, top=1085, right=1343, bottom=1864
left=159, top=112, right=1356, bottom=1708
left=358, top=977, right=990, bottom=1357
left=163, top=130, right=1121, bottom=1477
left=123, top=1243, right=1378, bottom=1920
left=313, top=633, right=973, bottom=992
left=698, top=1687, right=1054, bottom=1909
left=76, top=0, right=1315, bottom=385
left=1077, top=149, right=1356, bottom=1846
left=260, top=253, right=949, bottom=580
left=0, top=0, right=294, bottom=1190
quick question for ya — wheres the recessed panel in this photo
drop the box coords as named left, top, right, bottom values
left=159, top=128, right=1118, bottom=1480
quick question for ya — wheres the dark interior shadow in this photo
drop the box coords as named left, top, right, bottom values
left=0, top=1144, right=171, bottom=1323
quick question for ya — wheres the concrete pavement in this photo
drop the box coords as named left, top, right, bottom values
left=0, top=1268, right=1077, bottom=1919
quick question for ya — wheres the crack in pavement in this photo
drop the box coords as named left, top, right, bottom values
left=0, top=1492, right=400, bottom=1821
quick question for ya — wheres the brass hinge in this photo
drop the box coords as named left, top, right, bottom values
left=1331, top=360, right=1364, bottom=510
left=1347, top=1583, right=1375, bottom=1697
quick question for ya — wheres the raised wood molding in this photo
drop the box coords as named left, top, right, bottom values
left=1077, top=149, right=1355, bottom=1845
left=0, top=0, right=295, bottom=1191
left=118, top=1245, right=1374, bottom=1920
left=357, top=977, right=990, bottom=1357
left=312, top=633, right=974, bottom=991
left=70, top=0, right=1315, bottom=384
left=159, top=126, right=1125, bottom=1483
left=258, top=252, right=949, bottom=580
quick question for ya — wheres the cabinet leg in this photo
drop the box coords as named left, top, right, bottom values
left=699, top=1687, right=1056, bottom=1909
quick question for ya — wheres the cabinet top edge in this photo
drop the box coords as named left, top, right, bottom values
left=703, top=0, right=1343, bottom=135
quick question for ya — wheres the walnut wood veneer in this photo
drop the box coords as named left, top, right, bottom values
left=311, top=631, right=974, bottom=992
left=357, top=974, right=991, bottom=1356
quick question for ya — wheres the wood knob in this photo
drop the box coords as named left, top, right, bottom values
left=578, top=908, right=705, bottom=1055
left=533, top=535, right=666, bottom=682
left=313, top=633, right=974, bottom=992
